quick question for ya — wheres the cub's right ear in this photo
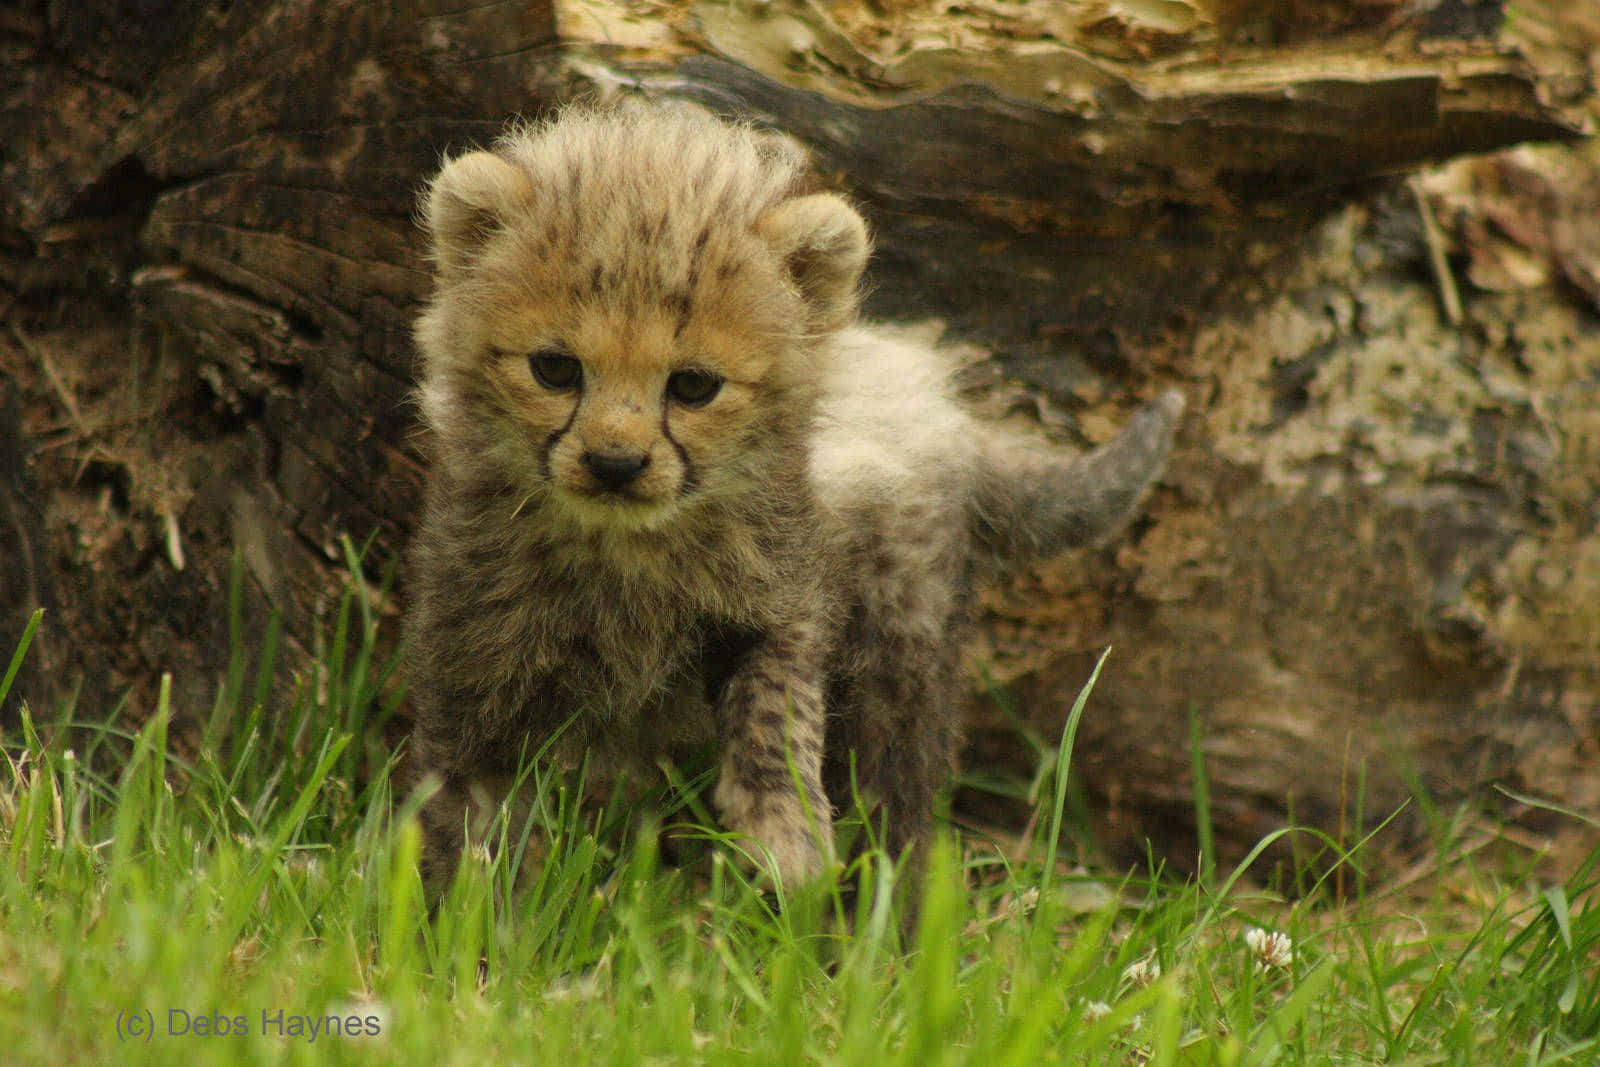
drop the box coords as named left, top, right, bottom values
left=421, top=151, right=534, bottom=276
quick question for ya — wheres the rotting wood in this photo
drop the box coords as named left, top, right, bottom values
left=1, top=0, right=1595, bottom=873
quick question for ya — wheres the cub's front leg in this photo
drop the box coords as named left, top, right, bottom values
left=411, top=673, right=570, bottom=893
left=711, top=625, right=833, bottom=885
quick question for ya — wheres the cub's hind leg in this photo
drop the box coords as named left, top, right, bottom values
left=828, top=597, right=968, bottom=869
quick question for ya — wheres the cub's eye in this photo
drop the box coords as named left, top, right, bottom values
left=666, top=369, right=723, bottom=407
left=529, top=349, right=582, bottom=391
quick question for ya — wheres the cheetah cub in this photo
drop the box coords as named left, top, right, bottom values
left=407, top=105, right=1183, bottom=888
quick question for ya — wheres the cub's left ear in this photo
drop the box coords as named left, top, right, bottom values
left=757, top=194, right=869, bottom=332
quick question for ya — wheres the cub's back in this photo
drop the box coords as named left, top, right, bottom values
left=810, top=326, right=978, bottom=534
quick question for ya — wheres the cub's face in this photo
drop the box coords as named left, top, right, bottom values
left=462, top=281, right=793, bottom=530
left=414, top=120, right=869, bottom=533
left=508, top=334, right=736, bottom=529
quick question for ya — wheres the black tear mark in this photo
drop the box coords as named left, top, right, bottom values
left=540, top=397, right=582, bottom=483
left=660, top=402, right=695, bottom=495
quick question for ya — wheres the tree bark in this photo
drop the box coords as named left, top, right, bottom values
left=2, top=0, right=1595, bottom=870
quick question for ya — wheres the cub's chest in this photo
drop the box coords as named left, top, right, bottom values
left=553, top=604, right=760, bottom=710
left=550, top=599, right=694, bottom=699
left=554, top=619, right=763, bottom=776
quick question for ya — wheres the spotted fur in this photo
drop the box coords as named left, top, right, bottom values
left=406, top=104, right=1183, bottom=889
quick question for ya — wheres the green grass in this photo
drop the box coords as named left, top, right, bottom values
left=0, top=559, right=1596, bottom=1065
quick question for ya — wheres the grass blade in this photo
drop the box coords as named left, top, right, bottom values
left=0, top=608, right=43, bottom=712
left=1042, top=646, right=1110, bottom=893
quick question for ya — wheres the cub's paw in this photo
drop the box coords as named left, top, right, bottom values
left=714, top=779, right=835, bottom=887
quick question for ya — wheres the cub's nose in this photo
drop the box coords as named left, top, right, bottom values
left=582, top=451, right=651, bottom=490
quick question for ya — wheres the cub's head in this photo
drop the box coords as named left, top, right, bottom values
left=414, top=105, right=869, bottom=531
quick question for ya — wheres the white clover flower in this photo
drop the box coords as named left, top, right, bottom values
left=1245, top=927, right=1294, bottom=972
left=326, top=997, right=391, bottom=1040
left=545, top=973, right=604, bottom=1002
left=1121, top=954, right=1161, bottom=989
left=1008, top=886, right=1041, bottom=918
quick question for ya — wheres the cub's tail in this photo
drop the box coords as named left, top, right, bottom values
left=970, top=390, right=1184, bottom=566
